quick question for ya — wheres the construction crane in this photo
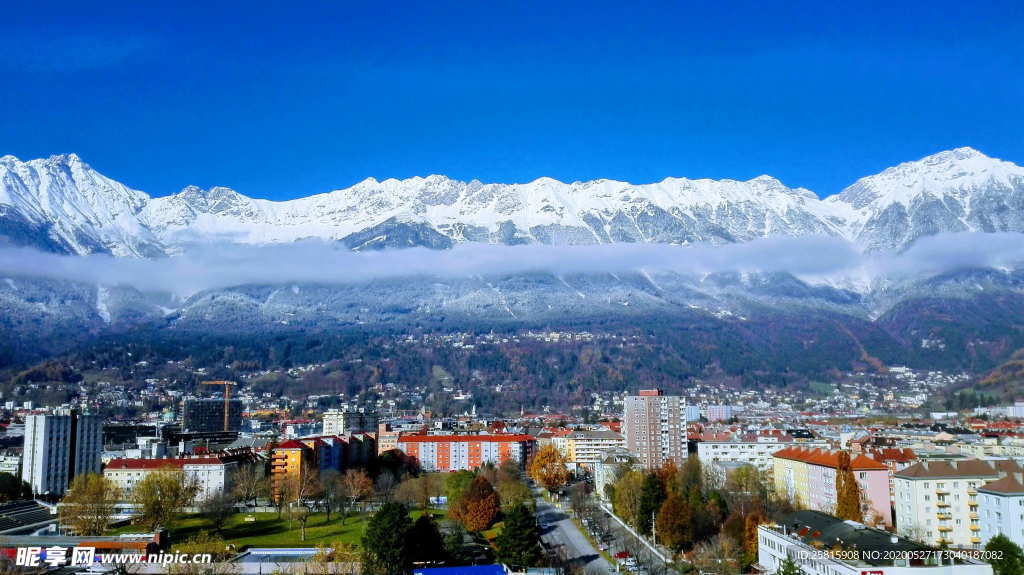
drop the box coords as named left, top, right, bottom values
left=201, top=380, right=237, bottom=432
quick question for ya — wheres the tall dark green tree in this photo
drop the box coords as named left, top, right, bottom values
left=409, top=514, right=447, bottom=565
left=987, top=534, right=1024, bottom=575
left=495, top=503, right=543, bottom=569
left=362, top=502, right=413, bottom=575
left=637, top=473, right=666, bottom=536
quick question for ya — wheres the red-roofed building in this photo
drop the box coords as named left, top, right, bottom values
left=104, top=449, right=261, bottom=501
left=271, top=440, right=314, bottom=502
left=772, top=447, right=892, bottom=527
left=866, top=447, right=919, bottom=503
left=396, top=434, right=535, bottom=472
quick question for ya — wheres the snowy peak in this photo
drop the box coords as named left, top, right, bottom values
left=0, top=153, right=159, bottom=256
left=2, top=147, right=1024, bottom=256
left=828, top=148, right=1024, bottom=251
left=831, top=147, right=1024, bottom=208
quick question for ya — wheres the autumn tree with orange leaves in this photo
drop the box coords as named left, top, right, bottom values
left=456, top=476, right=500, bottom=532
left=835, top=451, right=863, bottom=522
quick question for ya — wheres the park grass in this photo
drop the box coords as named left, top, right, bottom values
left=480, top=520, right=504, bottom=542
left=109, top=508, right=447, bottom=551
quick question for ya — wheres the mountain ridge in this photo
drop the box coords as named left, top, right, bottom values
left=2, top=147, right=1024, bottom=256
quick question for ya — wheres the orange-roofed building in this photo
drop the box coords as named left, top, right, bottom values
left=270, top=439, right=314, bottom=502
left=772, top=447, right=892, bottom=527
left=396, top=434, right=535, bottom=472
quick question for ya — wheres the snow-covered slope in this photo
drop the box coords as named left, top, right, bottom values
left=143, top=173, right=840, bottom=249
left=0, top=154, right=162, bottom=256
left=826, top=147, right=1024, bottom=251
left=2, top=147, right=1023, bottom=256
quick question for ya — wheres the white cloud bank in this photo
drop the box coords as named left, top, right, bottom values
left=1, top=232, right=1023, bottom=296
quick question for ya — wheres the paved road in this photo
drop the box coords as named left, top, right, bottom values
left=535, top=492, right=616, bottom=575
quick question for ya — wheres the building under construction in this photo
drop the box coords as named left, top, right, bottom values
left=182, top=398, right=242, bottom=433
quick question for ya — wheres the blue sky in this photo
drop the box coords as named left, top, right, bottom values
left=1, top=1, right=1022, bottom=200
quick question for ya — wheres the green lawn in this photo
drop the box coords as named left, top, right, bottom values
left=110, top=509, right=446, bottom=550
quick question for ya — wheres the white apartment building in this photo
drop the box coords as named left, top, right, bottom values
left=594, top=448, right=636, bottom=501
left=758, top=510, right=992, bottom=575
left=322, top=409, right=376, bottom=435
left=104, top=453, right=257, bottom=501
left=705, top=405, right=734, bottom=422
left=977, top=473, right=1024, bottom=548
left=623, top=389, right=688, bottom=469
left=697, top=436, right=828, bottom=472
left=21, top=412, right=102, bottom=496
left=894, top=458, right=1022, bottom=548
left=552, top=429, right=624, bottom=470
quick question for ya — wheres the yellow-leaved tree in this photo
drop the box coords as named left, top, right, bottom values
left=528, top=444, right=570, bottom=493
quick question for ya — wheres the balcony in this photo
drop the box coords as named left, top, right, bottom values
left=936, top=512, right=952, bottom=520
left=937, top=525, right=952, bottom=532
left=967, top=488, right=977, bottom=495
left=936, top=501, right=950, bottom=507
left=970, top=524, right=980, bottom=531
left=971, top=536, right=981, bottom=544
left=969, top=512, right=978, bottom=519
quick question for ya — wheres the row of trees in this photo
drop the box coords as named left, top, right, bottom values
left=607, top=458, right=795, bottom=571
left=60, top=467, right=199, bottom=535
left=360, top=501, right=542, bottom=575
left=361, top=460, right=543, bottom=575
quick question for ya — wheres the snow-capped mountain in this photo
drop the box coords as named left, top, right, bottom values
left=1, top=147, right=1023, bottom=257
left=0, top=154, right=163, bottom=257
left=143, top=173, right=841, bottom=250
left=826, top=147, right=1024, bottom=251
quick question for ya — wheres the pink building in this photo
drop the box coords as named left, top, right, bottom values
left=773, top=447, right=892, bottom=528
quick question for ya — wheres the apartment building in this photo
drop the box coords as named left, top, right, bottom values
left=977, top=473, right=1024, bottom=549
left=553, top=429, right=624, bottom=470
left=772, top=447, right=891, bottom=527
left=376, top=423, right=401, bottom=455
left=623, top=389, right=688, bottom=469
left=396, top=434, right=535, bottom=472
left=697, top=434, right=828, bottom=472
left=104, top=452, right=259, bottom=501
left=22, top=411, right=102, bottom=496
left=322, top=409, right=376, bottom=436
left=705, top=405, right=734, bottom=422
left=865, top=447, right=918, bottom=504
left=895, top=458, right=1022, bottom=548
left=594, top=448, right=636, bottom=501
left=758, top=510, right=992, bottom=575
left=270, top=440, right=315, bottom=502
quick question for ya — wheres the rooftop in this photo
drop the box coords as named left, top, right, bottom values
left=895, top=458, right=1022, bottom=479
left=766, top=510, right=975, bottom=567
left=772, top=447, right=887, bottom=471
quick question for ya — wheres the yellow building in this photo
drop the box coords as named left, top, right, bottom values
left=773, top=447, right=811, bottom=507
left=270, top=439, right=313, bottom=502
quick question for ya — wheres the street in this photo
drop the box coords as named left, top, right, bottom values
left=534, top=491, right=615, bottom=575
